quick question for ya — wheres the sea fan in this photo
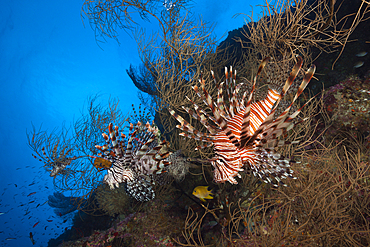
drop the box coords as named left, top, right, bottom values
left=95, top=122, right=172, bottom=201
left=169, top=56, right=315, bottom=186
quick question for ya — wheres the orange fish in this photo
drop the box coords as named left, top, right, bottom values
left=93, top=157, right=112, bottom=170
left=33, top=222, right=39, bottom=228
left=27, top=192, right=36, bottom=197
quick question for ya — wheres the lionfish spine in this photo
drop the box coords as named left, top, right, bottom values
left=108, top=123, right=122, bottom=158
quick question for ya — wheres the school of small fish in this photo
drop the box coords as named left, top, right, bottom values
left=0, top=166, right=71, bottom=245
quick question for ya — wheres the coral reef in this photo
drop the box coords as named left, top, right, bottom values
left=324, top=73, right=370, bottom=130
left=95, top=185, right=132, bottom=217
left=58, top=200, right=183, bottom=247
left=29, top=1, right=370, bottom=246
left=323, top=71, right=370, bottom=149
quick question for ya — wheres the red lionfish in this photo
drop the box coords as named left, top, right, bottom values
left=94, top=122, right=171, bottom=201
left=169, top=56, right=315, bottom=186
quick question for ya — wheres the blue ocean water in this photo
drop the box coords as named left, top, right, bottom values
left=0, top=0, right=262, bottom=246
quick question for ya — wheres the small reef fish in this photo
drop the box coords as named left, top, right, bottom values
left=29, top=232, right=35, bottom=245
left=354, top=61, right=364, bottom=68
left=192, top=186, right=214, bottom=202
left=6, top=238, right=16, bottom=240
left=356, top=51, right=368, bottom=57
left=208, top=221, right=218, bottom=228
left=33, top=221, right=39, bottom=228
left=27, top=192, right=36, bottom=197
left=0, top=212, right=5, bottom=215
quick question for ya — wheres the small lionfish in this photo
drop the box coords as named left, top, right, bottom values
left=169, top=56, right=315, bottom=186
left=32, top=146, right=74, bottom=177
left=95, top=122, right=171, bottom=201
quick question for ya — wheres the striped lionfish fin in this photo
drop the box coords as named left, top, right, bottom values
left=108, top=123, right=123, bottom=158
left=147, top=140, right=170, bottom=161
left=184, top=96, right=219, bottom=135
left=178, top=132, right=214, bottom=144
left=124, top=131, right=136, bottom=166
left=240, top=57, right=307, bottom=148
left=272, top=56, right=303, bottom=109
left=212, top=142, right=244, bottom=184
left=225, top=67, right=238, bottom=118
left=197, top=77, right=240, bottom=148
left=132, top=130, right=153, bottom=154
left=251, top=147, right=296, bottom=187
left=239, top=57, right=270, bottom=148
left=126, top=176, right=155, bottom=201
left=141, top=140, right=171, bottom=174
left=260, top=64, right=316, bottom=142
left=134, top=136, right=156, bottom=160
left=216, top=80, right=228, bottom=118
left=168, top=108, right=212, bottom=140
left=249, top=88, right=280, bottom=133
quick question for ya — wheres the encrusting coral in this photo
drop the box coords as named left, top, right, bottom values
left=95, top=184, right=131, bottom=217
left=324, top=73, right=370, bottom=131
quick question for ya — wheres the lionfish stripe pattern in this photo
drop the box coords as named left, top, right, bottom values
left=169, top=56, right=315, bottom=186
left=96, top=121, right=172, bottom=201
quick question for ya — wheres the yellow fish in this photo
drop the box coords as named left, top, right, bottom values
left=192, top=186, right=214, bottom=202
